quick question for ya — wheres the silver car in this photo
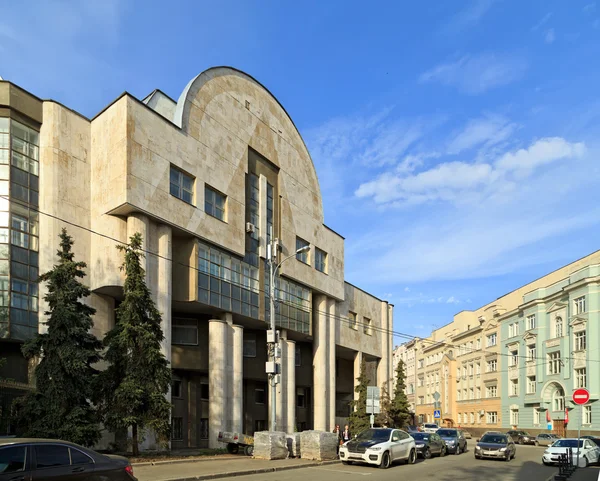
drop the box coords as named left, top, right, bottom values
left=535, top=433, right=560, bottom=447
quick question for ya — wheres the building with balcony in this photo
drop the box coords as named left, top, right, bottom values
left=0, top=68, right=394, bottom=445
left=499, top=252, right=600, bottom=436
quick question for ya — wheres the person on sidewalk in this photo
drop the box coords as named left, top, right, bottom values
left=342, top=425, right=352, bottom=444
left=333, top=425, right=342, bottom=454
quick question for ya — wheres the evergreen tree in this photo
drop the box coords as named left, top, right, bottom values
left=97, top=233, right=171, bottom=456
left=389, top=359, right=411, bottom=428
left=348, top=359, right=371, bottom=434
left=12, top=229, right=102, bottom=446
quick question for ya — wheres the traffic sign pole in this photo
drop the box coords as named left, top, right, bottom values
left=572, top=388, right=590, bottom=467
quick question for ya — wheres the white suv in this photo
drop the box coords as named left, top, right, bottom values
left=422, top=423, right=440, bottom=433
left=339, top=428, right=416, bottom=469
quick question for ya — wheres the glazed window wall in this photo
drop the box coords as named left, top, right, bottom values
left=0, top=118, right=39, bottom=341
left=265, top=267, right=311, bottom=334
left=198, top=242, right=259, bottom=319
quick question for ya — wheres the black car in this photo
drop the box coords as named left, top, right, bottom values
left=0, top=438, right=136, bottom=481
left=412, top=432, right=447, bottom=459
left=436, top=428, right=467, bottom=455
left=506, top=430, right=534, bottom=445
left=475, top=433, right=516, bottom=461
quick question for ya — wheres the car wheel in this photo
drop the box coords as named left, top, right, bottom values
left=505, top=453, right=511, bottom=462
left=379, top=451, right=391, bottom=469
left=227, top=443, right=240, bottom=455
left=408, top=449, right=417, bottom=464
left=423, top=447, right=431, bottom=459
left=582, top=456, right=589, bottom=468
left=474, top=454, right=480, bottom=459
left=455, top=445, right=461, bottom=455
left=464, top=442, right=467, bottom=452
left=534, top=441, right=539, bottom=447
left=244, top=445, right=254, bottom=456
left=440, top=446, right=446, bottom=457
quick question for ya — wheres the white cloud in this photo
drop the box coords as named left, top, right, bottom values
left=532, top=13, right=553, bottom=31
left=545, top=28, right=556, bottom=44
left=443, top=0, right=496, bottom=34
left=419, top=53, right=528, bottom=94
left=446, top=296, right=460, bottom=304
left=447, top=115, right=517, bottom=155
left=404, top=287, right=411, bottom=292
left=584, top=3, right=596, bottom=14
left=356, top=137, right=585, bottom=206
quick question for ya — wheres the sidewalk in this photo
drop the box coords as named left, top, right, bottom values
left=566, top=467, right=600, bottom=481
left=133, top=456, right=340, bottom=481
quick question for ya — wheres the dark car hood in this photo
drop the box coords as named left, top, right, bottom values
left=345, top=440, right=383, bottom=449
left=439, top=436, right=458, bottom=442
left=477, top=442, right=506, bottom=450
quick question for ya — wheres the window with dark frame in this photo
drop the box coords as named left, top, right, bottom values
left=205, top=185, right=226, bottom=221
left=297, top=387, right=307, bottom=408
left=296, top=237, right=309, bottom=264
left=170, top=166, right=194, bottom=204
left=200, top=383, right=209, bottom=400
left=295, top=345, right=301, bottom=367
left=172, top=379, right=182, bottom=398
left=171, top=417, right=183, bottom=441
left=255, top=388, right=266, bottom=404
left=172, top=319, right=199, bottom=346
left=243, top=338, right=257, bottom=358
left=315, top=248, right=327, bottom=273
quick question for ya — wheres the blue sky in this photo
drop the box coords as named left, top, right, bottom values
left=2, top=0, right=600, bottom=345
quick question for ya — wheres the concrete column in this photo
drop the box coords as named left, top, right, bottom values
left=276, top=330, right=287, bottom=431
left=313, top=294, right=328, bottom=431
left=327, top=298, right=337, bottom=431
left=126, top=214, right=150, bottom=284
left=286, top=339, right=296, bottom=434
left=354, top=351, right=363, bottom=407
left=232, top=325, right=244, bottom=434
left=188, top=378, right=197, bottom=447
left=377, top=301, right=390, bottom=392
left=209, top=319, right=228, bottom=448
left=157, top=225, right=172, bottom=367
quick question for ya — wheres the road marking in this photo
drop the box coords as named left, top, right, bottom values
left=309, top=467, right=372, bottom=476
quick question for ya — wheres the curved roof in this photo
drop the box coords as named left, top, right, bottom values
left=173, top=66, right=322, bottom=208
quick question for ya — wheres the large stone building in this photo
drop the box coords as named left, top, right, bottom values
left=414, top=251, right=600, bottom=437
left=0, top=67, right=394, bottom=446
left=392, top=339, right=418, bottom=419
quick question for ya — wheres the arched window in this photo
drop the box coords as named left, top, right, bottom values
left=553, top=387, right=565, bottom=411
left=555, top=317, right=563, bottom=338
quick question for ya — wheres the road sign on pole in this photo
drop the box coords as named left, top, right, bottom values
left=366, top=386, right=381, bottom=414
left=572, top=389, right=590, bottom=467
left=573, top=388, right=590, bottom=405
left=433, top=391, right=440, bottom=401
left=433, top=410, right=441, bottom=419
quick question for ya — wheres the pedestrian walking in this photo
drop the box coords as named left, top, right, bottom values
left=342, top=425, right=352, bottom=443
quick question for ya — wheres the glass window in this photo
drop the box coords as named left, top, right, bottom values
left=574, top=296, right=586, bottom=315
left=349, top=311, right=357, bottom=330
left=170, top=166, right=194, bottom=204
left=70, top=448, right=93, bottom=465
left=255, top=389, right=266, bottom=404
left=171, top=379, right=182, bottom=398
left=200, top=383, right=209, bottom=400
left=315, top=248, right=327, bottom=273
left=527, top=344, right=536, bottom=361
left=575, top=368, right=587, bottom=388
left=172, top=319, right=198, bottom=345
left=35, top=444, right=70, bottom=468
left=243, top=338, right=256, bottom=358
left=363, top=317, right=372, bottom=335
left=296, top=237, right=309, bottom=264
left=575, top=331, right=587, bottom=351
left=295, top=345, right=301, bottom=367
left=486, top=333, right=497, bottom=346
left=555, top=317, right=563, bottom=338
left=548, top=351, right=561, bottom=375
left=205, top=185, right=226, bottom=221
left=526, top=314, right=536, bottom=330
left=0, top=445, right=26, bottom=473
left=171, top=417, right=183, bottom=441
left=584, top=405, right=592, bottom=424
left=527, top=376, right=536, bottom=394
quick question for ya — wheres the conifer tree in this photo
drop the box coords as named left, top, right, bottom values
left=389, top=359, right=411, bottom=427
left=375, top=387, right=393, bottom=427
left=12, top=229, right=102, bottom=446
left=97, top=233, right=171, bottom=455
left=348, top=358, right=371, bottom=434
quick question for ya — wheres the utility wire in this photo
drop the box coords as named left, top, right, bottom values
left=8, top=195, right=599, bottom=366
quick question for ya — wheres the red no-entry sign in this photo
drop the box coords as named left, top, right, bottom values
left=572, top=388, right=590, bottom=405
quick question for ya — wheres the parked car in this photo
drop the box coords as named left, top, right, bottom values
left=0, top=438, right=136, bottom=480
left=339, top=428, right=416, bottom=469
left=475, top=432, right=517, bottom=461
left=474, top=432, right=516, bottom=461
left=535, top=434, right=560, bottom=447
left=436, top=428, right=467, bottom=455
left=507, top=430, right=534, bottom=444
left=404, top=425, right=420, bottom=433
left=422, top=423, right=440, bottom=433
left=462, top=431, right=472, bottom=440
left=542, top=438, right=600, bottom=467
left=584, top=438, right=600, bottom=448
left=412, top=432, right=447, bottom=459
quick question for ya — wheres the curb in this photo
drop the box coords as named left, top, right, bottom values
left=156, top=459, right=341, bottom=481
left=134, top=456, right=245, bottom=467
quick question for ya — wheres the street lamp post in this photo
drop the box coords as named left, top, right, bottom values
left=267, top=239, right=310, bottom=432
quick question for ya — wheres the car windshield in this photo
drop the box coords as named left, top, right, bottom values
left=424, top=424, right=438, bottom=428
left=356, top=429, right=390, bottom=442
left=437, top=429, right=457, bottom=437
left=552, top=440, right=583, bottom=448
left=480, top=434, right=507, bottom=444
left=517, top=431, right=530, bottom=435
left=412, top=433, right=430, bottom=441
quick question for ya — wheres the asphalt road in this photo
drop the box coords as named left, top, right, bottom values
left=228, top=444, right=558, bottom=481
